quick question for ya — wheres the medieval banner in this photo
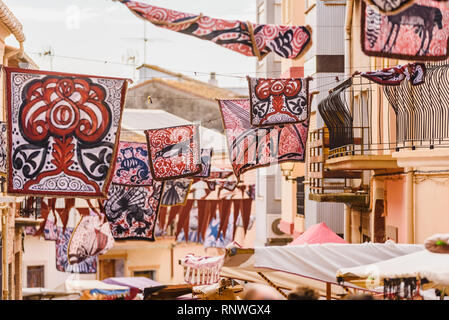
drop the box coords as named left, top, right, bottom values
left=5, top=67, right=127, bottom=198
left=112, top=141, right=153, bottom=186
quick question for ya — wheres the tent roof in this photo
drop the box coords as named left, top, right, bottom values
left=102, top=277, right=165, bottom=291
left=64, top=279, right=129, bottom=293
left=289, top=222, right=347, bottom=245
left=337, top=249, right=449, bottom=287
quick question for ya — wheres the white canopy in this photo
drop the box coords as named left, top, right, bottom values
left=337, top=250, right=449, bottom=287
left=221, top=243, right=423, bottom=298
left=64, top=279, right=130, bottom=293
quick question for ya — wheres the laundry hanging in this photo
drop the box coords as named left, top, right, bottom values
left=0, top=122, right=6, bottom=175
left=218, top=99, right=308, bottom=180
left=161, top=178, right=193, bottom=207
left=104, top=183, right=164, bottom=241
left=363, top=0, right=417, bottom=14
left=55, top=226, right=98, bottom=274
left=145, top=124, right=202, bottom=181
left=361, top=0, right=449, bottom=61
left=358, top=63, right=426, bottom=86
left=195, top=148, right=213, bottom=178
left=117, top=0, right=312, bottom=61
left=247, top=77, right=310, bottom=126
left=112, top=141, right=153, bottom=186
left=4, top=67, right=128, bottom=198
left=68, top=212, right=115, bottom=264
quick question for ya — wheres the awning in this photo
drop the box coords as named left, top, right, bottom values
left=65, top=279, right=129, bottom=293
left=102, top=277, right=165, bottom=292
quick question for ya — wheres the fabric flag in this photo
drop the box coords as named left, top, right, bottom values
left=43, top=212, right=58, bottom=241
left=0, top=122, right=6, bottom=175
left=5, top=67, right=127, bottom=198
left=218, top=99, right=308, bottom=180
left=145, top=124, right=201, bottom=181
left=359, top=63, right=426, bottom=86
left=181, top=254, right=224, bottom=285
left=362, top=0, right=449, bottom=61
left=195, top=148, right=213, bottom=178
left=206, top=180, right=217, bottom=191
left=363, top=0, right=416, bottom=14
left=247, top=77, right=310, bottom=126
left=176, top=203, right=199, bottom=243
left=112, top=141, right=153, bottom=186
left=161, top=178, right=193, bottom=207
left=117, top=0, right=311, bottom=61
left=68, top=212, right=115, bottom=264
left=204, top=213, right=234, bottom=248
left=209, top=168, right=233, bottom=179
left=104, top=183, right=164, bottom=241
left=55, top=226, right=98, bottom=274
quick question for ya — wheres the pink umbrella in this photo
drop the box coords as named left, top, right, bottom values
left=289, top=222, right=347, bottom=246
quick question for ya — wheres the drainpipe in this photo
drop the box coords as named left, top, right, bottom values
left=405, top=167, right=414, bottom=243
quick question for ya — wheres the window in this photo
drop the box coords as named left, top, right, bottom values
left=27, top=265, right=44, bottom=288
left=296, top=177, right=305, bottom=216
left=133, top=270, right=156, bottom=280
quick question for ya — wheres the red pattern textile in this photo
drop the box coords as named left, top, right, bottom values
left=5, top=67, right=127, bottom=198
left=145, top=124, right=201, bottom=181
left=359, top=63, right=426, bottom=86
left=118, top=0, right=311, bottom=61
left=112, top=141, right=153, bottom=186
left=218, top=99, right=308, bottom=180
left=362, top=0, right=449, bottom=61
left=248, top=77, right=310, bottom=126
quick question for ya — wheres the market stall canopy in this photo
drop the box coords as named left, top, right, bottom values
left=102, top=277, right=165, bottom=292
left=221, top=243, right=424, bottom=298
left=337, top=249, right=449, bottom=288
left=64, top=279, right=130, bottom=293
left=22, top=287, right=77, bottom=300
left=289, top=222, right=347, bottom=245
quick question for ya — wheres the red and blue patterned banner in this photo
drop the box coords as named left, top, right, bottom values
left=104, top=183, right=163, bottom=241
left=112, top=141, right=153, bottom=186
left=362, top=0, right=449, bottom=60
left=247, top=77, right=310, bottom=127
left=5, top=67, right=128, bottom=198
left=218, top=99, right=308, bottom=180
left=118, top=0, right=312, bottom=61
left=145, top=124, right=202, bottom=181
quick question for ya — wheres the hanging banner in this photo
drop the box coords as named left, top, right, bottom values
left=218, top=99, right=308, bottom=180
left=112, top=141, right=153, bottom=186
left=161, top=178, right=193, bottom=207
left=247, top=77, right=310, bottom=127
left=358, top=63, right=426, bottom=86
left=5, top=67, right=127, bottom=198
left=0, top=122, right=6, bottom=175
left=195, top=148, right=213, bottom=178
left=104, top=183, right=164, bottom=241
left=145, top=124, right=202, bottom=181
left=363, top=0, right=416, bottom=14
left=362, top=0, right=449, bottom=61
left=56, top=226, right=98, bottom=274
left=117, top=0, right=312, bottom=61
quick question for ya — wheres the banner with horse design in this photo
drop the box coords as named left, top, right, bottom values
left=145, top=124, right=202, bottom=181
left=161, top=178, right=193, bottom=207
left=362, top=0, right=449, bottom=61
left=218, top=99, right=308, bottom=180
left=117, top=0, right=312, bottom=61
left=104, top=183, right=164, bottom=241
left=363, top=0, right=416, bottom=14
left=112, top=141, right=153, bottom=186
left=247, top=77, right=310, bottom=127
left=5, top=67, right=128, bottom=198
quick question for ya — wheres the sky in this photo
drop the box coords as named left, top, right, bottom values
left=4, top=0, right=257, bottom=87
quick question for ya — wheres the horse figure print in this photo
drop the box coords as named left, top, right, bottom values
left=112, top=141, right=152, bottom=186
left=362, top=0, right=449, bottom=60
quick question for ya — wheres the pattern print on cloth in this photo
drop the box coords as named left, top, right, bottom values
left=195, top=148, right=213, bottom=178
left=248, top=77, right=310, bottom=126
left=0, top=122, right=6, bottom=175
left=68, top=213, right=114, bottom=264
left=118, top=0, right=311, bottom=61
left=145, top=124, right=201, bottom=181
left=112, top=141, right=152, bottom=186
left=362, top=0, right=449, bottom=61
left=161, top=178, right=193, bottom=207
left=5, top=67, right=127, bottom=197
left=104, top=183, right=163, bottom=241
left=359, top=63, right=426, bottom=86
left=56, top=226, right=97, bottom=273
left=363, top=0, right=416, bottom=14
left=218, top=99, right=308, bottom=180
